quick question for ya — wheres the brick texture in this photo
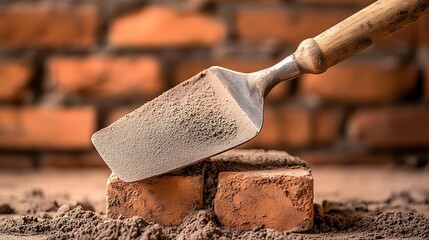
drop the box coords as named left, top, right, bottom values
left=0, top=155, right=34, bottom=169
left=300, top=59, right=417, bottom=104
left=107, top=173, right=203, bottom=226
left=0, top=107, right=95, bottom=150
left=214, top=169, right=313, bottom=231
left=0, top=6, right=97, bottom=49
left=299, top=152, right=394, bottom=165
left=108, top=6, right=225, bottom=48
left=0, top=59, right=32, bottom=101
left=347, top=107, right=429, bottom=149
left=174, top=58, right=289, bottom=102
left=47, top=56, right=164, bottom=99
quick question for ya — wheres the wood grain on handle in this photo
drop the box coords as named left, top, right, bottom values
left=294, top=0, right=429, bottom=74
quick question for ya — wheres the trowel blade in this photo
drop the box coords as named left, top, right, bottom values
left=92, top=67, right=263, bottom=182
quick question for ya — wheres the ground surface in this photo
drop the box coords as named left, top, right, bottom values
left=0, top=165, right=428, bottom=239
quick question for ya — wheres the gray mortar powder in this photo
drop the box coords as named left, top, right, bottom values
left=92, top=70, right=259, bottom=182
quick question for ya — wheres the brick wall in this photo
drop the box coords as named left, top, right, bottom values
left=0, top=0, right=428, bottom=168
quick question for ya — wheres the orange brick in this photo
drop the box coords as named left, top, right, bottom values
left=236, top=8, right=353, bottom=45
left=0, top=107, right=95, bottom=150
left=47, top=56, right=165, bottom=99
left=0, top=155, right=34, bottom=169
left=236, top=7, right=418, bottom=51
left=108, top=6, right=225, bottom=48
left=347, top=107, right=429, bottom=148
left=0, top=6, right=97, bottom=49
left=0, top=59, right=32, bottom=101
left=174, top=58, right=290, bottom=102
left=214, top=169, right=313, bottom=231
left=279, top=105, right=343, bottom=148
left=40, top=153, right=106, bottom=168
left=107, top=173, right=203, bottom=226
left=300, top=58, right=417, bottom=104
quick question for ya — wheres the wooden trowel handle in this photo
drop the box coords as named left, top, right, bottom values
left=294, top=0, right=429, bottom=74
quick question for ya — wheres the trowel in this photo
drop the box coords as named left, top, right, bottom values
left=92, top=0, right=429, bottom=182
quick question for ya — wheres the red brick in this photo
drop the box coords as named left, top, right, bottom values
left=0, top=59, right=32, bottom=101
left=347, top=107, right=429, bottom=148
left=236, top=7, right=418, bottom=51
left=108, top=6, right=225, bottom=48
left=0, top=6, right=97, bottom=49
left=107, top=173, right=203, bottom=226
left=47, top=56, right=165, bottom=99
left=174, top=58, right=290, bottom=102
left=300, top=59, right=417, bottom=104
left=280, top=105, right=342, bottom=148
left=236, top=8, right=353, bottom=45
left=214, top=169, right=313, bottom=231
left=0, top=155, right=34, bottom=169
left=0, top=107, right=95, bottom=150
left=40, top=153, right=107, bottom=168
left=299, top=152, right=394, bottom=165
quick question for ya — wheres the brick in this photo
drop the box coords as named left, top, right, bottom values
left=0, top=6, right=97, bottom=49
left=236, top=7, right=418, bottom=51
left=47, top=56, right=164, bottom=99
left=280, top=105, right=342, bottom=148
left=108, top=6, right=225, bottom=48
left=40, top=153, right=106, bottom=168
left=214, top=169, right=313, bottom=231
left=0, top=155, right=34, bottom=169
left=0, top=59, right=32, bottom=101
left=107, top=173, right=203, bottom=226
left=174, top=58, right=290, bottom=102
left=300, top=59, right=417, bottom=104
left=236, top=8, right=353, bottom=45
left=347, top=107, right=429, bottom=148
left=0, top=107, right=95, bottom=150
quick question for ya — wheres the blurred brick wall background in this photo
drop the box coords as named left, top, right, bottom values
left=0, top=0, right=429, bottom=169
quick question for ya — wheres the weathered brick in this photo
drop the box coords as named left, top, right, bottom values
left=214, top=169, right=313, bottom=231
left=47, top=56, right=164, bottom=99
left=347, top=107, right=429, bottom=148
left=40, top=153, right=106, bottom=168
left=174, top=58, right=290, bottom=102
left=108, top=6, right=225, bottom=48
left=107, top=173, right=203, bottom=226
left=0, top=59, right=32, bottom=101
left=300, top=59, right=417, bottom=104
left=0, top=107, right=95, bottom=150
left=0, top=6, right=97, bottom=49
